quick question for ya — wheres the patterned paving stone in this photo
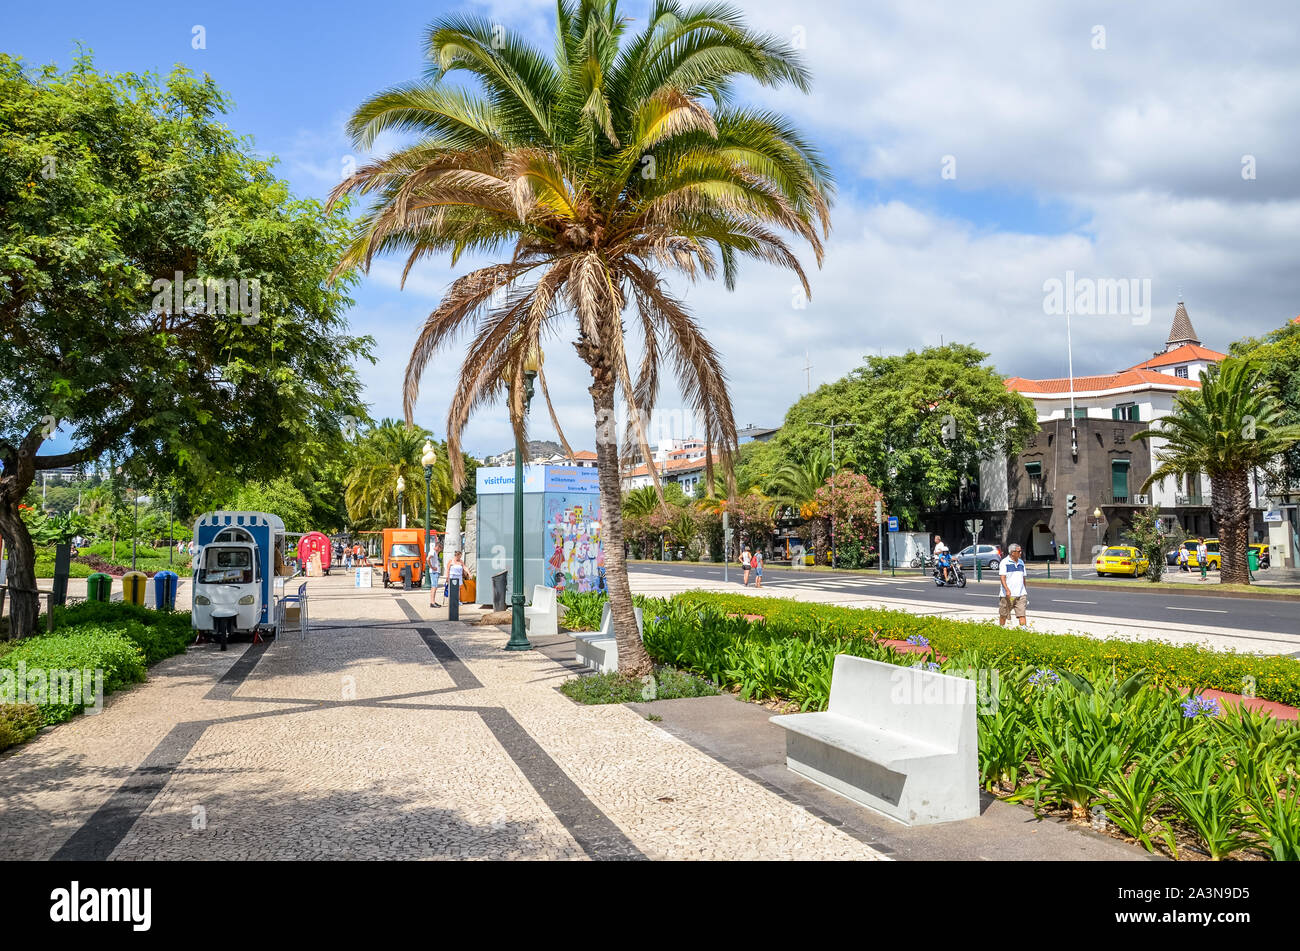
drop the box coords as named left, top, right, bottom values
left=0, top=574, right=885, bottom=861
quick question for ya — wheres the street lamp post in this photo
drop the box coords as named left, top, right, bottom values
left=422, top=440, right=437, bottom=590
left=810, top=421, right=858, bottom=568
left=506, top=348, right=543, bottom=651
left=131, top=481, right=138, bottom=571
left=397, top=475, right=406, bottom=530
left=1093, top=507, right=1103, bottom=548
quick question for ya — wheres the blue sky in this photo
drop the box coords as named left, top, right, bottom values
left=9, top=0, right=1300, bottom=457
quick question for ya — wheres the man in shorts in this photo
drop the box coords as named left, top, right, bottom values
left=998, top=543, right=1028, bottom=626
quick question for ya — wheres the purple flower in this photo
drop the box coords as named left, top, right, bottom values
left=1028, top=668, right=1060, bottom=688
left=912, top=661, right=941, bottom=672
left=1181, top=695, right=1221, bottom=719
left=906, top=634, right=930, bottom=647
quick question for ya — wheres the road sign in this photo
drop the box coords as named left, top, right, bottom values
left=1087, top=516, right=1103, bottom=527
left=887, top=516, right=899, bottom=533
left=1264, top=510, right=1283, bottom=523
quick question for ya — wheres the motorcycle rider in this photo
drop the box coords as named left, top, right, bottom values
left=933, top=534, right=951, bottom=584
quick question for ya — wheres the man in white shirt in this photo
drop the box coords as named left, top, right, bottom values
left=932, top=535, right=950, bottom=583
left=998, top=543, right=1028, bottom=627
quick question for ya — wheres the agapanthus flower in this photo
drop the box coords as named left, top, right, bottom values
left=906, top=634, right=930, bottom=647
left=1028, top=668, right=1060, bottom=687
left=1181, top=695, right=1221, bottom=719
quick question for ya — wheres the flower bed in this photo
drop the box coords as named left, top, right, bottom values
left=636, top=594, right=1300, bottom=861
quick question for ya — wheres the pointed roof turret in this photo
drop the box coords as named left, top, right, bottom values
left=1165, top=301, right=1201, bottom=350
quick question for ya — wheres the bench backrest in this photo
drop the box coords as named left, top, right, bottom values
left=828, top=654, right=974, bottom=752
left=530, top=585, right=556, bottom=612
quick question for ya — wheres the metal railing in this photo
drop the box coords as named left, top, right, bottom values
left=1010, top=488, right=1053, bottom=509
left=1175, top=494, right=1206, bottom=506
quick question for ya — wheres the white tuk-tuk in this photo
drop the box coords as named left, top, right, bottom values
left=192, top=511, right=287, bottom=649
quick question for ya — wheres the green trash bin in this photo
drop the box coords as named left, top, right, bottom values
left=86, top=572, right=112, bottom=602
left=1248, top=548, right=1259, bottom=572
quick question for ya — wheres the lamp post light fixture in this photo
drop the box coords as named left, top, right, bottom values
left=1093, top=507, right=1104, bottom=547
left=396, top=475, right=406, bottom=529
left=422, top=440, right=437, bottom=590
left=506, top=347, right=543, bottom=651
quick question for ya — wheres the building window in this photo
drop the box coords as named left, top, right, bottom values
left=1072, top=407, right=1088, bottom=419
left=1175, top=366, right=1189, bottom=379
left=1112, top=403, right=1140, bottom=422
left=1111, top=459, right=1131, bottom=503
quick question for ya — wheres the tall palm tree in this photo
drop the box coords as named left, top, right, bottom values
left=332, top=0, right=832, bottom=676
left=344, top=419, right=455, bottom=531
left=1134, top=357, right=1300, bottom=584
left=767, top=451, right=833, bottom=562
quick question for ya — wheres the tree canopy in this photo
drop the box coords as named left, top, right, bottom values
left=0, top=53, right=374, bottom=634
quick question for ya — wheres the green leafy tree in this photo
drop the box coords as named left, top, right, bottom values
left=1134, top=357, right=1300, bottom=584
left=0, top=54, right=372, bottom=635
left=1230, top=320, right=1300, bottom=495
left=223, top=478, right=314, bottom=533
left=767, top=344, right=1036, bottom=526
left=331, top=0, right=833, bottom=677
left=1123, top=505, right=1168, bottom=583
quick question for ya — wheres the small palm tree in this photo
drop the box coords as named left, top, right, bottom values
left=1134, top=358, right=1300, bottom=584
left=332, top=0, right=832, bottom=675
left=768, top=452, right=833, bottom=562
left=344, top=419, right=455, bottom=530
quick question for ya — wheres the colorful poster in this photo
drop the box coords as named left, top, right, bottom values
left=543, top=493, right=605, bottom=593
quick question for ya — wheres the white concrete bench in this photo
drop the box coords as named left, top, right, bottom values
left=573, top=602, right=643, bottom=674
left=524, top=585, right=558, bottom=638
left=769, top=654, right=978, bottom=826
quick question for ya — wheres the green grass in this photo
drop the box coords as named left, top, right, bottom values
left=560, top=666, right=720, bottom=705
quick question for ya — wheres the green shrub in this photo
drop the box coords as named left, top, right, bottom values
left=0, top=703, right=43, bottom=751
left=560, top=666, right=719, bottom=705
left=1, top=628, right=147, bottom=724
left=557, top=591, right=607, bottom=631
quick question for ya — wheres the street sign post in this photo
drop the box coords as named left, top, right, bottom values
left=887, top=516, right=899, bottom=532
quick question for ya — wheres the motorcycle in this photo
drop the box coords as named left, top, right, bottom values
left=932, top=558, right=967, bottom=587
left=909, top=552, right=931, bottom=569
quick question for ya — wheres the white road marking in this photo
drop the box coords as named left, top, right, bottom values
left=1167, top=606, right=1229, bottom=614
left=1052, top=599, right=1099, bottom=605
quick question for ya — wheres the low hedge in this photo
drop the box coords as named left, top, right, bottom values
left=0, top=602, right=194, bottom=742
left=675, top=592, right=1300, bottom=708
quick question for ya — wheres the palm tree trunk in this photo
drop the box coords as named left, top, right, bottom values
left=591, top=385, right=653, bottom=678
left=1215, top=468, right=1252, bottom=585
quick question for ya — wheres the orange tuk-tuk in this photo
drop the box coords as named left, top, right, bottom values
left=381, top=528, right=426, bottom=588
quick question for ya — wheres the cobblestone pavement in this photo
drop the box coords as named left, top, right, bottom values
left=0, top=574, right=885, bottom=861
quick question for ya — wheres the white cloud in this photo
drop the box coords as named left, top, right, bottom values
left=326, top=0, right=1300, bottom=458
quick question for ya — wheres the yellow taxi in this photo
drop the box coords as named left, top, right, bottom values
left=1095, top=546, right=1150, bottom=577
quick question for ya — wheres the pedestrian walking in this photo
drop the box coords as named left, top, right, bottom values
left=428, top=542, right=443, bottom=608
left=1196, top=538, right=1209, bottom=580
left=998, top=543, right=1029, bottom=627
left=1178, top=545, right=1189, bottom=572
left=740, top=546, right=752, bottom=586
left=753, top=549, right=764, bottom=588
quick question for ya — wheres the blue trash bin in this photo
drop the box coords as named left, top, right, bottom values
left=153, top=570, right=179, bottom=611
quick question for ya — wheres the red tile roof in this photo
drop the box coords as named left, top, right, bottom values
left=571, top=450, right=597, bottom=460
left=1123, top=343, right=1226, bottom=372
left=622, top=455, right=718, bottom=478
left=1006, top=369, right=1202, bottom=395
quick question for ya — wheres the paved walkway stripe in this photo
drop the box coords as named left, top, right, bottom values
left=204, top=641, right=270, bottom=700
left=395, top=599, right=646, bottom=861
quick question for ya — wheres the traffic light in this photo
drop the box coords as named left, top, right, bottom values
left=1066, top=494, right=1077, bottom=518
